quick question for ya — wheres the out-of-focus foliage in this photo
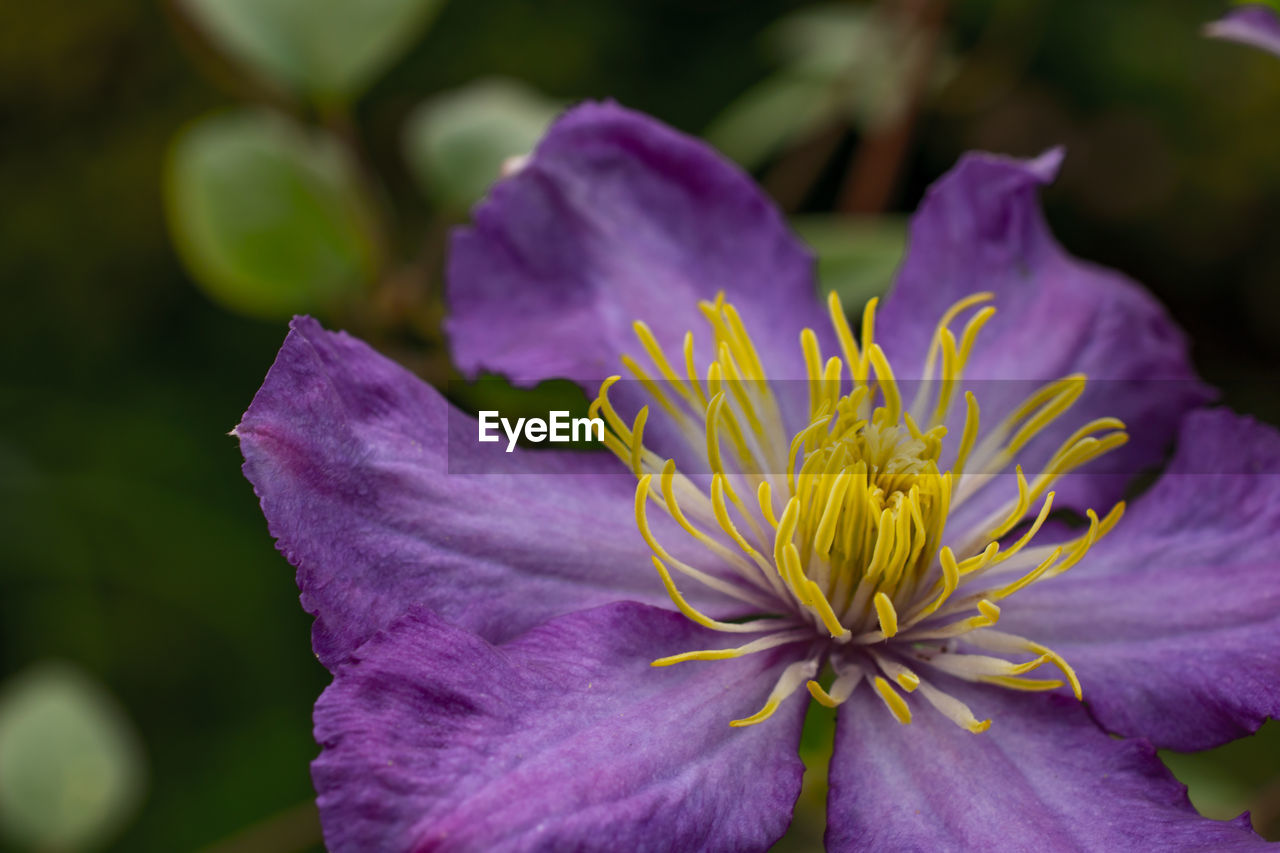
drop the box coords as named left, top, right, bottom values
left=404, top=77, right=561, bottom=212
left=707, top=4, right=955, bottom=169
left=0, top=664, right=146, bottom=850
left=165, top=110, right=379, bottom=319
left=4, top=0, right=1280, bottom=850
left=177, top=0, right=444, bottom=104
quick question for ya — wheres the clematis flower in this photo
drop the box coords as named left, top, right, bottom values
left=237, top=102, right=1280, bottom=850
left=1206, top=3, right=1280, bottom=56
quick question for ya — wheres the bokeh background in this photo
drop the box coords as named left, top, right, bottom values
left=2, top=0, right=1278, bottom=849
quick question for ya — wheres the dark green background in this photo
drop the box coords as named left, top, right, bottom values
left=2, top=1, right=1278, bottom=849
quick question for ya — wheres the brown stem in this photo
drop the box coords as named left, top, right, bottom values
left=195, top=800, right=322, bottom=853
left=838, top=0, right=949, bottom=214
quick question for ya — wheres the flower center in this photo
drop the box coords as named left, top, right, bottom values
left=592, top=291, right=1126, bottom=732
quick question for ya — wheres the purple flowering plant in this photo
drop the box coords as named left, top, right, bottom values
left=237, top=102, right=1280, bottom=850
left=1207, top=2, right=1280, bottom=57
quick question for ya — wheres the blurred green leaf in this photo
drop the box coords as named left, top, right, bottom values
left=404, top=78, right=562, bottom=211
left=0, top=663, right=146, bottom=851
left=792, top=215, right=907, bottom=309
left=1161, top=751, right=1256, bottom=822
left=1161, top=719, right=1280, bottom=836
left=704, top=74, right=837, bottom=169
left=177, top=0, right=444, bottom=104
left=164, top=110, right=379, bottom=320
left=708, top=5, right=955, bottom=169
left=770, top=4, right=873, bottom=76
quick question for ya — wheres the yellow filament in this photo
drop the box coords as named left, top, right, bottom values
left=631, top=320, right=698, bottom=408
left=921, top=291, right=994, bottom=383
left=866, top=345, right=902, bottom=424
left=979, top=676, right=1065, bottom=692
left=651, top=630, right=810, bottom=667
left=1029, top=643, right=1083, bottom=700
left=649, top=556, right=780, bottom=634
left=731, top=658, right=819, bottom=727
left=953, top=391, right=981, bottom=476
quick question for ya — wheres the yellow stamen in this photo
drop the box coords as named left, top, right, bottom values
left=731, top=657, right=820, bottom=727
left=873, top=676, right=913, bottom=724
left=652, top=629, right=811, bottom=667
left=603, top=289, right=1126, bottom=731
left=873, top=592, right=900, bottom=638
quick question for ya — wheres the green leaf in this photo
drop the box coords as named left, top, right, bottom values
left=178, top=0, right=444, bottom=104
left=703, top=73, right=838, bottom=169
left=404, top=78, right=562, bottom=211
left=792, top=215, right=908, bottom=309
left=705, top=4, right=957, bottom=167
left=164, top=110, right=379, bottom=320
left=1160, top=751, right=1255, bottom=822
left=0, top=663, right=146, bottom=851
left=769, top=4, right=873, bottom=76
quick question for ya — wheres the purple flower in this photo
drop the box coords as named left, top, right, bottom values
left=237, top=103, right=1280, bottom=850
left=1206, top=3, right=1280, bottom=57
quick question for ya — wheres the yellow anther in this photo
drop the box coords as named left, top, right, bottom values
left=957, top=542, right=1000, bottom=575
left=827, top=290, right=861, bottom=374
left=866, top=344, right=902, bottom=424
left=804, top=579, right=851, bottom=641
left=992, top=491, right=1056, bottom=565
left=953, top=391, right=981, bottom=476
left=984, top=465, right=1030, bottom=540
left=629, top=406, right=649, bottom=476
left=681, top=332, right=707, bottom=409
left=858, top=297, right=879, bottom=382
left=632, top=320, right=689, bottom=392
left=757, top=481, right=779, bottom=528
left=807, top=680, right=842, bottom=708
left=722, top=303, right=768, bottom=381
left=873, top=676, right=913, bottom=724
left=956, top=305, right=996, bottom=366
left=921, top=291, right=995, bottom=383
left=1029, top=642, right=1083, bottom=700
left=813, top=470, right=853, bottom=556
left=874, top=592, right=900, bottom=638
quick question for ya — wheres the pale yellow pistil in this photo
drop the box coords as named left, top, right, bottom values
left=592, top=290, right=1126, bottom=732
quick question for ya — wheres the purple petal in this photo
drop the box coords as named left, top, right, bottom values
left=827, top=677, right=1268, bottom=851
left=313, top=601, right=809, bottom=852
left=996, top=408, right=1280, bottom=750
left=1206, top=5, right=1280, bottom=57
left=879, top=151, right=1211, bottom=523
left=447, top=100, right=832, bottom=390
left=237, top=317, right=727, bottom=667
